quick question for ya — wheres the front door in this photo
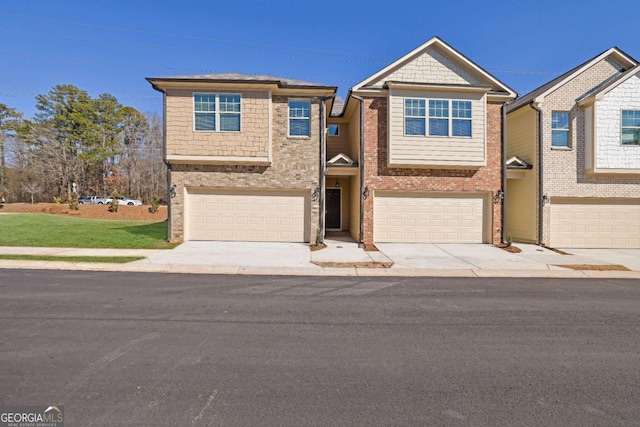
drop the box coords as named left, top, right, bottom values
left=325, top=188, right=341, bottom=230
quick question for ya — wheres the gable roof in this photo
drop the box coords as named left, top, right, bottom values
left=351, top=36, right=516, bottom=98
left=147, top=72, right=336, bottom=91
left=577, top=64, right=640, bottom=105
left=507, top=47, right=637, bottom=113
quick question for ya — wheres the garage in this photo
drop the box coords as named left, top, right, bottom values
left=374, top=192, right=488, bottom=243
left=187, top=190, right=308, bottom=242
left=549, top=199, right=640, bottom=248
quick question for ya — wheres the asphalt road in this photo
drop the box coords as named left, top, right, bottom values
left=1, top=270, right=639, bottom=426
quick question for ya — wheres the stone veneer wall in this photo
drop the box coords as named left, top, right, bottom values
left=361, top=97, right=504, bottom=245
left=167, top=95, right=321, bottom=242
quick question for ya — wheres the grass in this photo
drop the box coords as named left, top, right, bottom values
left=0, top=213, right=176, bottom=249
left=0, top=254, right=145, bottom=263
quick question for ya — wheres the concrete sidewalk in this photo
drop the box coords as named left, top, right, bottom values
left=0, top=240, right=639, bottom=278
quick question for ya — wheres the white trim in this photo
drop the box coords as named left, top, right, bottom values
left=351, top=37, right=516, bottom=98
left=166, top=155, right=270, bottom=165
left=288, top=98, right=311, bottom=138
left=327, top=153, right=355, bottom=165
left=535, top=48, right=637, bottom=104
left=193, top=92, right=242, bottom=132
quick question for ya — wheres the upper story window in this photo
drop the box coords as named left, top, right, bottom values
left=289, top=100, right=311, bottom=137
left=328, top=124, right=340, bottom=136
left=404, top=98, right=472, bottom=137
left=621, top=110, right=640, bottom=146
left=194, top=93, right=241, bottom=132
left=551, top=111, right=570, bottom=148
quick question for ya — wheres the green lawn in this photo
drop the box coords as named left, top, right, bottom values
left=0, top=213, right=175, bottom=249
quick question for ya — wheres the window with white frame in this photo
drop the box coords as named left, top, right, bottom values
left=289, top=100, right=311, bottom=137
left=405, top=99, right=426, bottom=135
left=404, top=98, right=472, bottom=137
left=194, top=93, right=241, bottom=131
left=551, top=111, right=569, bottom=147
left=328, top=124, right=340, bottom=136
left=621, top=110, right=640, bottom=146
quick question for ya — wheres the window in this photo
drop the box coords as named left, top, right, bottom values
left=429, top=100, right=449, bottom=136
left=328, top=124, right=340, bottom=136
left=621, top=110, right=640, bottom=146
left=452, top=100, right=472, bottom=137
left=289, top=100, right=311, bottom=137
left=551, top=111, right=570, bottom=147
left=405, top=99, right=426, bottom=136
left=404, top=98, right=472, bottom=137
left=194, top=93, right=241, bottom=132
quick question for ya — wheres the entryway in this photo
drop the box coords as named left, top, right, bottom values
left=326, top=188, right=341, bottom=230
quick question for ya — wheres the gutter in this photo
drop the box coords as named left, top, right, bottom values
left=501, top=101, right=509, bottom=244
left=351, top=94, right=366, bottom=247
left=318, top=96, right=333, bottom=244
left=530, top=102, right=544, bottom=246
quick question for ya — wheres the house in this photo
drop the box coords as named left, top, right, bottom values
left=336, top=37, right=517, bottom=246
left=506, top=48, right=640, bottom=248
left=147, top=39, right=518, bottom=246
left=146, top=73, right=336, bottom=243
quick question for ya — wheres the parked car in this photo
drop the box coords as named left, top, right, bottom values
left=78, top=196, right=109, bottom=205
left=105, top=196, right=143, bottom=206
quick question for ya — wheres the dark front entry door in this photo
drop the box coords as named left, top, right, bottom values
left=326, top=188, right=341, bottom=230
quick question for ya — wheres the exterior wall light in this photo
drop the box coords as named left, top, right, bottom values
left=311, top=187, right=320, bottom=201
left=493, top=190, right=504, bottom=204
left=170, top=184, right=177, bottom=199
left=363, top=186, right=370, bottom=199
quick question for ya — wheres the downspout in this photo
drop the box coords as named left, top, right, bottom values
left=163, top=91, right=171, bottom=242
left=351, top=94, right=365, bottom=247
left=501, top=102, right=508, bottom=244
left=318, top=96, right=331, bottom=244
left=530, top=102, right=544, bottom=246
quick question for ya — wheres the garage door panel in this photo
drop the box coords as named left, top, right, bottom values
left=550, top=202, right=640, bottom=248
left=188, top=191, right=307, bottom=242
left=374, top=193, right=486, bottom=243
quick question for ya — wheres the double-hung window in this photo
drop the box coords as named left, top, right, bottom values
left=551, top=111, right=570, bottom=148
left=194, top=93, right=241, bottom=132
left=404, top=98, right=472, bottom=137
left=621, top=110, right=640, bottom=146
left=289, top=100, right=311, bottom=137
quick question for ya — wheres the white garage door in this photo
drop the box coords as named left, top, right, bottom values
left=550, top=200, right=640, bottom=248
left=374, top=192, right=486, bottom=243
left=188, top=190, right=307, bottom=242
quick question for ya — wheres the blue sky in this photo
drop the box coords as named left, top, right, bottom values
left=1, top=0, right=639, bottom=118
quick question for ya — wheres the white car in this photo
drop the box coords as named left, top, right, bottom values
left=106, top=196, right=143, bottom=206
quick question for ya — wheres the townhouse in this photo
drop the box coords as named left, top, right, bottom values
left=148, top=39, right=640, bottom=249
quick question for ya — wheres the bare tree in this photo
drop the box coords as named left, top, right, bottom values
left=23, top=181, right=42, bottom=204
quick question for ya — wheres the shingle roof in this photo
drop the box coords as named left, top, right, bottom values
left=507, top=47, right=637, bottom=113
left=147, top=72, right=336, bottom=89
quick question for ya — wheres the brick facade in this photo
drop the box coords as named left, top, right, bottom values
left=167, top=95, right=321, bottom=242
left=540, top=57, right=640, bottom=243
left=361, top=97, right=504, bottom=245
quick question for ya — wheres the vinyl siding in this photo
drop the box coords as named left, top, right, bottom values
left=388, top=89, right=486, bottom=167
left=326, top=122, right=351, bottom=160
left=506, top=106, right=538, bottom=243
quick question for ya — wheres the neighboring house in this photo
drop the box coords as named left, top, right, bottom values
left=146, top=74, right=335, bottom=243
left=506, top=48, right=640, bottom=248
left=337, top=37, right=516, bottom=245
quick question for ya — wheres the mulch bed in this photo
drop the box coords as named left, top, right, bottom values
left=0, top=202, right=167, bottom=221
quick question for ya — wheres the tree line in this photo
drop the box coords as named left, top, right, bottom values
left=0, top=84, right=166, bottom=204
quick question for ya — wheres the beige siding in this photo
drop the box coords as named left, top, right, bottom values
left=388, top=89, right=486, bottom=167
left=347, top=110, right=360, bottom=162
left=165, top=88, right=270, bottom=158
left=506, top=107, right=538, bottom=243
left=349, top=175, right=360, bottom=241
left=326, top=122, right=350, bottom=160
